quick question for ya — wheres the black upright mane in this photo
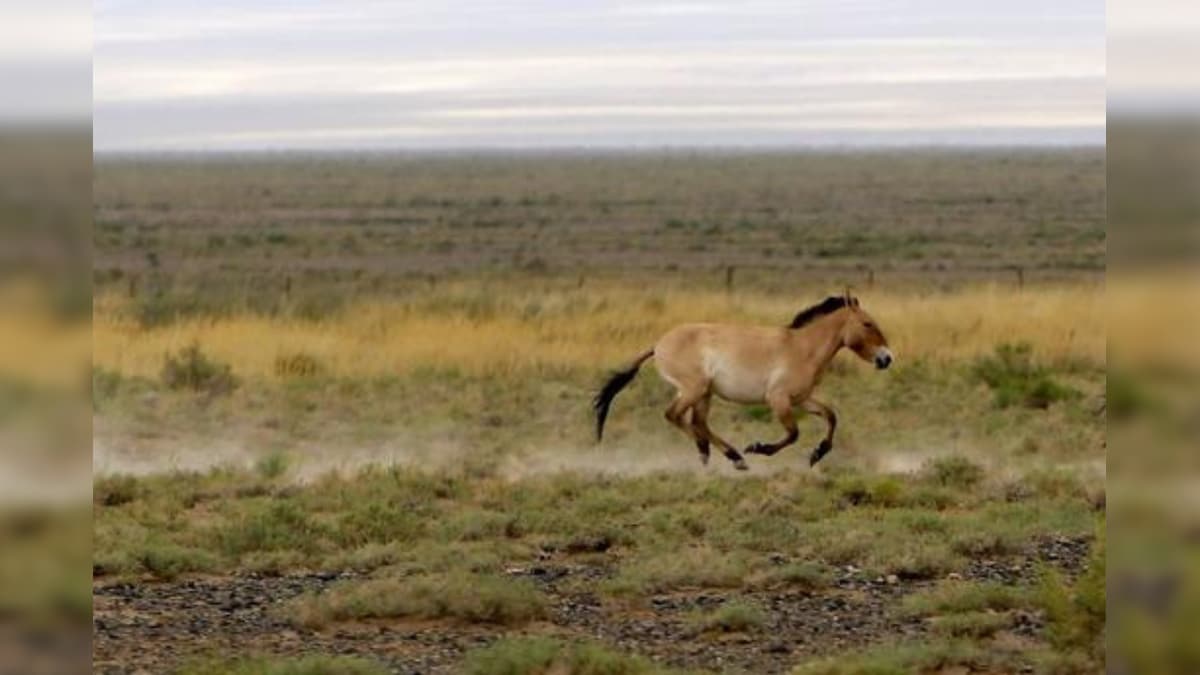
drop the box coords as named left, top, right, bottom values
left=788, top=296, right=851, bottom=329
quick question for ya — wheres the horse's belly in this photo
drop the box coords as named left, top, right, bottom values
left=710, top=371, right=768, bottom=404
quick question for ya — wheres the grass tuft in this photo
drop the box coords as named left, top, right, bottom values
left=602, top=547, right=749, bottom=597
left=213, top=501, right=326, bottom=557
left=929, top=610, right=1013, bottom=638
left=921, top=456, right=985, bottom=489
left=791, top=639, right=998, bottom=675
left=94, top=474, right=140, bottom=507
left=137, top=542, right=219, bottom=580
left=900, top=580, right=1027, bottom=618
left=176, top=654, right=387, bottom=675
left=255, top=450, right=290, bottom=480
left=463, top=636, right=689, bottom=675
left=690, top=601, right=767, bottom=633
left=765, top=561, right=833, bottom=591
left=285, top=573, right=546, bottom=628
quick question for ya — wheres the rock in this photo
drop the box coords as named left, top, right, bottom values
left=885, top=575, right=900, bottom=585
left=766, top=641, right=791, bottom=654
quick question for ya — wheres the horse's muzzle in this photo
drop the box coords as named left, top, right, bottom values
left=874, top=348, right=893, bottom=370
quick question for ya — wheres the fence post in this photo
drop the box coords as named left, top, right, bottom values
left=725, top=265, right=735, bottom=293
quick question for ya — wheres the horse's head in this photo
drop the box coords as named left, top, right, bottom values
left=840, top=294, right=893, bottom=370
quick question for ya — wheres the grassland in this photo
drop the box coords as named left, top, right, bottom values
left=92, top=150, right=1105, bottom=674
left=93, top=150, right=1103, bottom=321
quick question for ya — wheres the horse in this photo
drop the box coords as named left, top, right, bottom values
left=593, top=292, right=893, bottom=470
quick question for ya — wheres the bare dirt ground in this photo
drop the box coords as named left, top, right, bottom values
left=93, top=536, right=1090, bottom=674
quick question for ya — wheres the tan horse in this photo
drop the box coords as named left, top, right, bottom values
left=593, top=293, right=893, bottom=470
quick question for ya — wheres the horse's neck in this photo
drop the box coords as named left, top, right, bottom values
left=797, top=311, right=847, bottom=370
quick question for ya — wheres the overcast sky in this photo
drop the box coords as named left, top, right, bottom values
left=93, top=0, right=1105, bottom=151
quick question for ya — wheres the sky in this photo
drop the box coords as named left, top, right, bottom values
left=92, top=0, right=1107, bottom=151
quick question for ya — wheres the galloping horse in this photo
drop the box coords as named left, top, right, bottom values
left=593, top=292, right=893, bottom=470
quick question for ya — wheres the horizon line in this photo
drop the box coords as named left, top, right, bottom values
left=93, top=141, right=1107, bottom=158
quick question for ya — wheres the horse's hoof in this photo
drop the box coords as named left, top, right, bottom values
left=733, top=458, right=750, bottom=471
left=699, top=454, right=710, bottom=466
left=809, top=440, right=833, bottom=466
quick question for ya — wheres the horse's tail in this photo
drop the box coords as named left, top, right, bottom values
left=593, top=349, right=654, bottom=441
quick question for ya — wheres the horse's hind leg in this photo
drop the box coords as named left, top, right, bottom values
left=691, top=397, right=748, bottom=471
left=688, top=396, right=712, bottom=465
left=803, top=399, right=838, bottom=466
left=744, top=391, right=800, bottom=457
left=664, top=388, right=708, bottom=464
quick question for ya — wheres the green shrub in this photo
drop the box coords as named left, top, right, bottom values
left=833, top=474, right=907, bottom=507
left=161, top=343, right=238, bottom=395
left=901, top=580, right=1027, bottom=618
left=692, top=601, right=767, bottom=633
left=214, top=501, right=326, bottom=556
left=886, top=544, right=960, bottom=581
left=971, top=342, right=1079, bottom=409
left=922, top=456, right=985, bottom=489
left=1035, top=529, right=1105, bottom=665
left=330, top=501, right=429, bottom=548
left=94, top=474, right=140, bottom=507
left=138, top=543, right=219, bottom=580
left=92, top=366, right=124, bottom=405
left=255, top=450, right=290, bottom=480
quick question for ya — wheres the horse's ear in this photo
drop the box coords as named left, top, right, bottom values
left=843, top=286, right=856, bottom=307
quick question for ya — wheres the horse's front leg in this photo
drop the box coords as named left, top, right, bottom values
left=743, top=390, right=800, bottom=457
left=802, top=398, right=838, bottom=466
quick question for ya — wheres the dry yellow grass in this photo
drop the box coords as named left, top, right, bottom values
left=93, top=282, right=1104, bottom=380
left=1108, top=270, right=1200, bottom=372
left=0, top=282, right=91, bottom=388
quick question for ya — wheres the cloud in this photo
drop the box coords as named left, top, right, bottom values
left=93, top=0, right=1106, bottom=149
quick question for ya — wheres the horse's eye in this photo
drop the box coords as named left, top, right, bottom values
left=863, top=322, right=874, bottom=329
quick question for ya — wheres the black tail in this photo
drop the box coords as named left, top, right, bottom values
left=593, top=350, right=653, bottom=441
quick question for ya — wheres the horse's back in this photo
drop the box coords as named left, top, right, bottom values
left=657, top=323, right=788, bottom=353
left=654, top=323, right=789, bottom=400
